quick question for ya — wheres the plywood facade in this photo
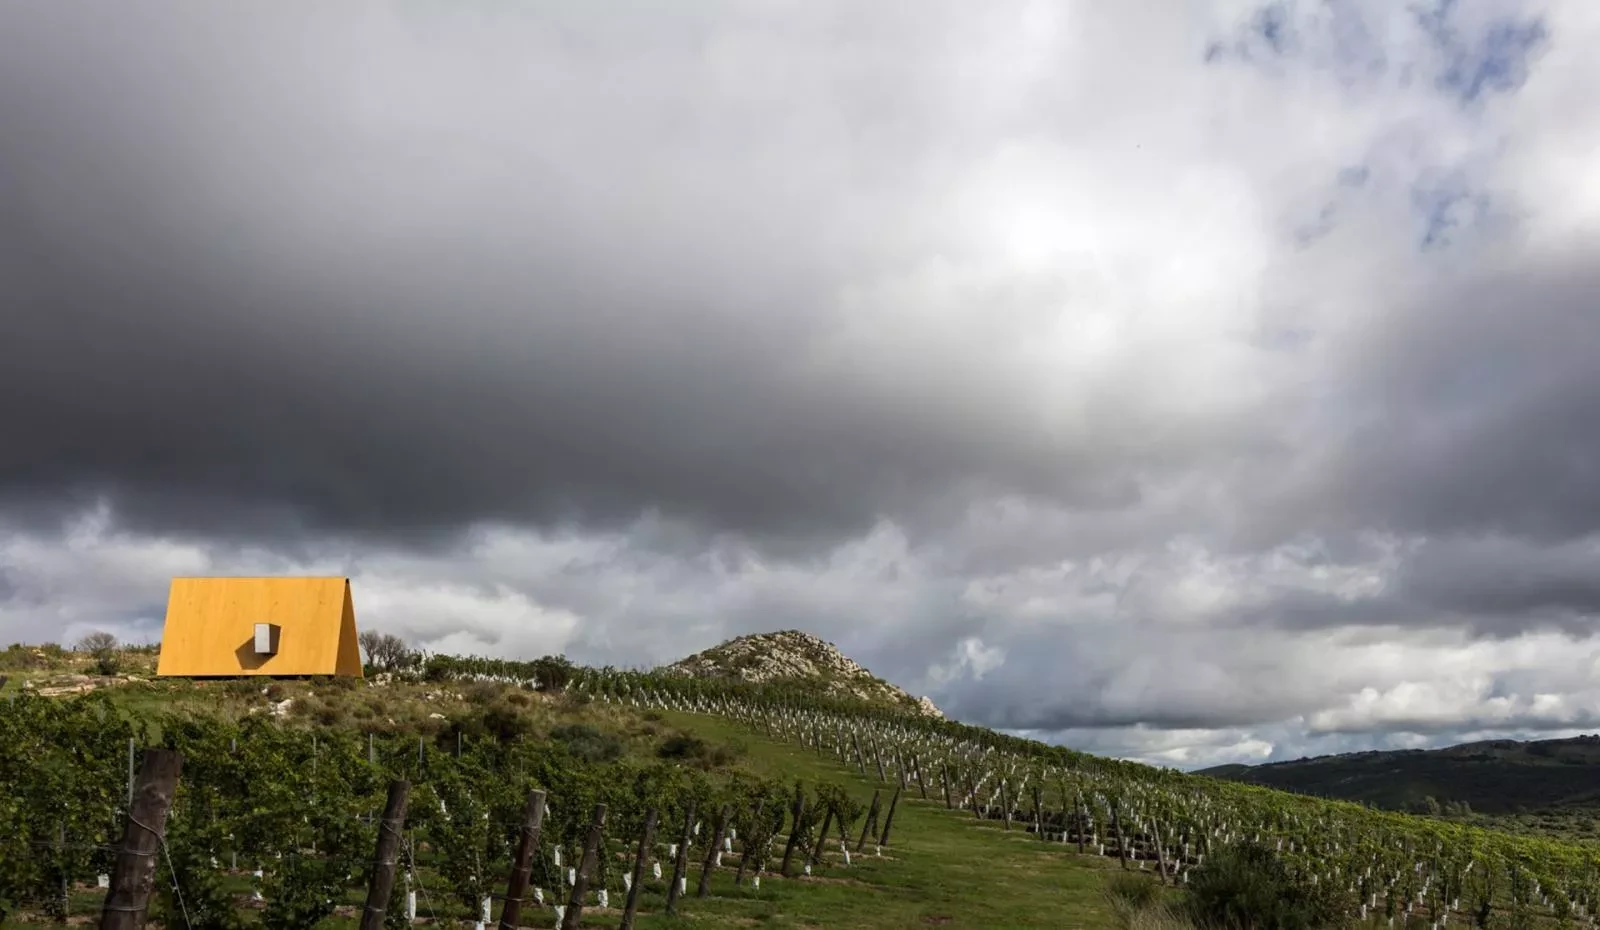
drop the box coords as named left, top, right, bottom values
left=155, top=577, right=363, bottom=677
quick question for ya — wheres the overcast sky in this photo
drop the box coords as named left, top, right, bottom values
left=4, top=0, right=1599, bottom=769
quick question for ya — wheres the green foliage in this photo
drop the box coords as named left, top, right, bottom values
left=0, top=692, right=140, bottom=917
left=550, top=723, right=625, bottom=763
left=1183, top=842, right=1352, bottom=930
left=657, top=730, right=742, bottom=769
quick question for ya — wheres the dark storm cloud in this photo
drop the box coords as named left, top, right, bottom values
left=1307, top=248, right=1600, bottom=545
left=0, top=0, right=1175, bottom=548
left=1397, top=536, right=1600, bottom=626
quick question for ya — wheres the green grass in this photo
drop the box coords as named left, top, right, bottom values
left=621, top=709, right=1126, bottom=929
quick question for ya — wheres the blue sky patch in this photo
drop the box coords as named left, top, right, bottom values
left=1207, top=0, right=1546, bottom=107
left=1411, top=0, right=1548, bottom=104
left=1412, top=176, right=1490, bottom=250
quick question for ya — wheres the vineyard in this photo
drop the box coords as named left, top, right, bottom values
left=3, top=651, right=1600, bottom=928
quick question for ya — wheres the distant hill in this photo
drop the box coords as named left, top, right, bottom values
left=1198, top=735, right=1600, bottom=816
left=662, top=629, right=943, bottom=718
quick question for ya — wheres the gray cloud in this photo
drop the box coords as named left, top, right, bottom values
left=4, top=0, right=1600, bottom=767
left=1305, top=251, right=1600, bottom=545
left=0, top=0, right=1184, bottom=550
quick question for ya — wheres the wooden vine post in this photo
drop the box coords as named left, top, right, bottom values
left=807, top=802, right=835, bottom=871
left=560, top=803, right=608, bottom=930
left=856, top=789, right=882, bottom=852
left=1153, top=820, right=1170, bottom=885
left=665, top=801, right=696, bottom=916
left=357, top=779, right=411, bottom=930
left=778, top=786, right=807, bottom=877
left=734, top=802, right=763, bottom=885
left=100, top=748, right=183, bottom=930
left=1110, top=800, right=1129, bottom=870
left=697, top=803, right=732, bottom=898
left=497, top=789, right=546, bottom=930
left=619, top=807, right=657, bottom=930
left=879, top=785, right=902, bottom=847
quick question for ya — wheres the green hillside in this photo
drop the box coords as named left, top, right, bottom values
left=1199, top=736, right=1600, bottom=841
left=4, top=637, right=1600, bottom=929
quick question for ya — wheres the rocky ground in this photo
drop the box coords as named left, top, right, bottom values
left=663, top=629, right=944, bottom=718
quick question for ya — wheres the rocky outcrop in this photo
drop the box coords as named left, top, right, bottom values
left=663, top=629, right=944, bottom=718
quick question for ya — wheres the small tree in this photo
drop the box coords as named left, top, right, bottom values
left=533, top=654, right=575, bottom=692
left=358, top=631, right=411, bottom=670
left=75, top=631, right=120, bottom=676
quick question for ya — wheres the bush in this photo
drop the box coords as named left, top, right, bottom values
left=464, top=681, right=502, bottom=704
left=532, top=655, right=575, bottom=691
left=312, top=701, right=347, bottom=727
left=656, top=731, right=743, bottom=769
left=0, top=644, right=49, bottom=670
left=76, top=631, right=121, bottom=676
left=657, top=733, right=709, bottom=760
left=550, top=723, right=624, bottom=763
left=481, top=702, right=534, bottom=743
left=1183, top=843, right=1352, bottom=930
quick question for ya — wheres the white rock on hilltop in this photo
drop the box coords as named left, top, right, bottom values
left=663, top=629, right=945, bottom=719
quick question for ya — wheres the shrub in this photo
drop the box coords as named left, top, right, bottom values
left=525, top=654, right=574, bottom=691
left=0, top=644, right=49, bottom=670
left=76, top=631, right=121, bottom=676
left=550, top=723, right=624, bottom=763
left=656, top=731, right=743, bottom=769
left=657, top=733, right=709, bottom=760
left=312, top=701, right=347, bottom=727
left=464, top=681, right=502, bottom=704
left=481, top=702, right=534, bottom=743
left=1183, top=842, right=1352, bottom=930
